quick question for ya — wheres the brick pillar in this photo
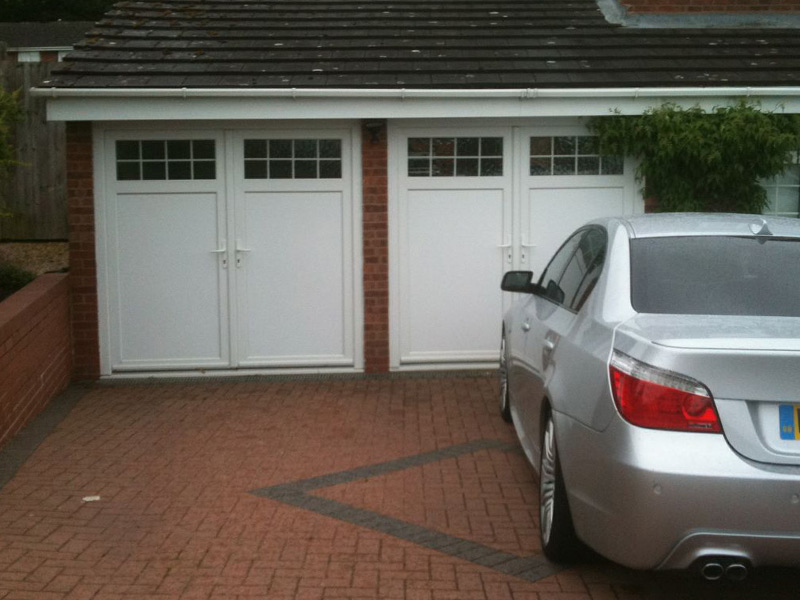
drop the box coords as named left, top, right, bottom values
left=362, top=120, right=390, bottom=373
left=66, top=122, right=100, bottom=380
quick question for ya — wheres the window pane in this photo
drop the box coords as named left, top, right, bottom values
left=480, top=158, right=503, bottom=176
left=777, top=187, right=800, bottom=213
left=577, top=136, right=599, bottom=155
left=481, top=137, right=503, bottom=157
left=319, top=139, right=341, bottom=159
left=270, top=140, right=292, bottom=158
left=141, top=140, right=165, bottom=160
left=294, top=160, right=317, bottom=178
left=432, top=158, right=454, bottom=176
left=116, top=140, right=140, bottom=160
left=456, top=158, right=478, bottom=176
left=578, top=156, right=600, bottom=175
left=554, top=136, right=576, bottom=155
left=168, top=160, right=191, bottom=179
left=433, top=138, right=455, bottom=157
left=408, top=158, right=430, bottom=176
left=193, top=160, right=216, bottom=180
left=319, top=160, right=342, bottom=178
left=193, top=140, right=216, bottom=159
left=529, top=137, right=551, bottom=155
left=601, top=156, right=624, bottom=175
left=244, top=139, right=267, bottom=159
left=167, top=140, right=191, bottom=160
left=553, top=157, right=575, bottom=175
left=270, top=160, right=292, bottom=179
left=408, top=138, right=430, bottom=157
left=457, top=137, right=479, bottom=156
left=244, top=160, right=267, bottom=179
left=116, top=161, right=140, bottom=180
left=530, top=157, right=551, bottom=176
left=295, top=139, right=317, bottom=159
left=142, top=161, right=167, bottom=180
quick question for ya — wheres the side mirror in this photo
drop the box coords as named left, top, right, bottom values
left=501, top=271, right=535, bottom=293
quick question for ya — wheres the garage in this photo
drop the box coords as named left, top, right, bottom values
left=96, top=125, right=362, bottom=374
left=389, top=122, right=639, bottom=369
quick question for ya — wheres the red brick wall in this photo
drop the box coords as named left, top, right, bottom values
left=625, top=0, right=800, bottom=12
left=362, top=121, right=390, bottom=373
left=66, top=122, right=100, bottom=380
left=0, top=274, right=72, bottom=450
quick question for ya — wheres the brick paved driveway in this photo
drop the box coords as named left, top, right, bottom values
left=0, top=374, right=796, bottom=600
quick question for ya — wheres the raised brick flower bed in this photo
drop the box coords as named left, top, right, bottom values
left=0, top=273, right=72, bottom=450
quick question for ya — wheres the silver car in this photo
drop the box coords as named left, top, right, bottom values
left=499, top=213, right=800, bottom=579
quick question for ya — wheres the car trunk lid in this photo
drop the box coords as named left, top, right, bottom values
left=614, top=314, right=800, bottom=466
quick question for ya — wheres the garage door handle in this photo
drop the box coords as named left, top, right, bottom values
left=211, top=244, right=227, bottom=268
left=235, top=240, right=251, bottom=268
left=521, top=239, right=537, bottom=263
left=497, top=236, right=512, bottom=264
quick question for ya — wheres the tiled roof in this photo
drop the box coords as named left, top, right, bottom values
left=0, top=22, right=94, bottom=50
left=40, top=0, right=800, bottom=89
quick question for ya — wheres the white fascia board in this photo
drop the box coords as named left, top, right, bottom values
left=37, top=87, right=800, bottom=121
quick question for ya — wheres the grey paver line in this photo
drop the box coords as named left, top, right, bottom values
left=0, top=384, right=91, bottom=492
left=250, top=438, right=562, bottom=583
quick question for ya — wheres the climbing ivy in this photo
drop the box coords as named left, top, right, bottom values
left=588, top=101, right=800, bottom=214
left=0, top=90, right=22, bottom=223
left=0, top=89, right=22, bottom=180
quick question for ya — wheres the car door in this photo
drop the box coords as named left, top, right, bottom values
left=516, top=227, right=607, bottom=460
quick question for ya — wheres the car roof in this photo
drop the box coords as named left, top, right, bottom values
left=606, top=213, right=800, bottom=239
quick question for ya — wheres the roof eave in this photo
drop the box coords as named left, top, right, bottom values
left=33, top=86, right=800, bottom=121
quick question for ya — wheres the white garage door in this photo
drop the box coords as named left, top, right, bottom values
left=390, top=124, right=638, bottom=369
left=100, top=127, right=360, bottom=373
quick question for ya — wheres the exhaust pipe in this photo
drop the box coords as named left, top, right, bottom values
left=726, top=563, right=749, bottom=582
left=700, top=562, right=724, bottom=581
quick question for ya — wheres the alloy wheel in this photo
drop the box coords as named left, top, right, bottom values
left=540, top=416, right=557, bottom=546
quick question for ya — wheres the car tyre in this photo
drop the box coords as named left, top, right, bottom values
left=539, top=411, right=580, bottom=563
left=499, top=331, right=512, bottom=422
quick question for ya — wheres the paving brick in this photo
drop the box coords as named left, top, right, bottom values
left=1, top=375, right=799, bottom=600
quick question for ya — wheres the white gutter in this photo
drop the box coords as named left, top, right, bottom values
left=30, top=86, right=800, bottom=99
left=36, top=86, right=800, bottom=121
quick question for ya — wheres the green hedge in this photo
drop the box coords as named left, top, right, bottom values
left=0, top=262, right=35, bottom=302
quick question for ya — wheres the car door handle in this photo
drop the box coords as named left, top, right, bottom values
left=543, top=338, right=556, bottom=350
left=522, top=322, right=531, bottom=332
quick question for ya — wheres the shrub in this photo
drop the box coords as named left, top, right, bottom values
left=588, top=101, right=800, bottom=213
left=0, top=262, right=35, bottom=302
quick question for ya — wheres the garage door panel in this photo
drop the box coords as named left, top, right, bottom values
left=113, top=192, right=227, bottom=367
left=525, top=185, right=626, bottom=275
left=401, top=189, right=505, bottom=363
left=236, top=191, right=350, bottom=365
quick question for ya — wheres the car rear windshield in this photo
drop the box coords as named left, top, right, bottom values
left=630, top=236, right=800, bottom=317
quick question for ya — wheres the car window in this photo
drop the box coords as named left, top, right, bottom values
left=630, top=236, right=800, bottom=316
left=569, top=229, right=607, bottom=311
left=538, top=231, right=583, bottom=304
left=557, top=228, right=607, bottom=311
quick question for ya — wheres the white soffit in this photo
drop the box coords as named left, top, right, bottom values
left=36, top=87, right=800, bottom=121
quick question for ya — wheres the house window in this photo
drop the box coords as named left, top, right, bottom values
left=116, top=140, right=216, bottom=181
left=408, top=137, right=504, bottom=177
left=243, top=139, right=342, bottom=179
left=529, top=136, right=623, bottom=176
left=762, top=158, right=800, bottom=218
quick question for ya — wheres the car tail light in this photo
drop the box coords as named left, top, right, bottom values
left=609, top=351, right=721, bottom=433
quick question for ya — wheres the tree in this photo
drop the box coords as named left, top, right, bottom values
left=588, top=101, right=800, bottom=213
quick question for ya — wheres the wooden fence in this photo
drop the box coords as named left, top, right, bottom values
left=0, top=59, right=67, bottom=240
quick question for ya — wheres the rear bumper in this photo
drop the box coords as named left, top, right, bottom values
left=555, top=411, right=800, bottom=570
